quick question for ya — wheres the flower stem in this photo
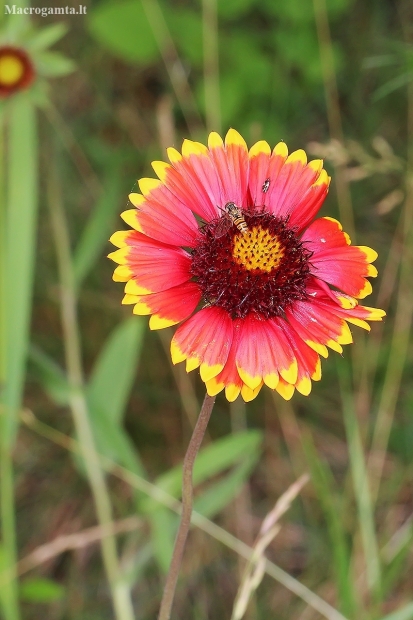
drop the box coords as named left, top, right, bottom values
left=158, top=393, right=216, bottom=620
left=47, top=155, right=134, bottom=620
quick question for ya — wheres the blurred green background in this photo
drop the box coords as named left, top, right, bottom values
left=1, top=0, right=413, bottom=619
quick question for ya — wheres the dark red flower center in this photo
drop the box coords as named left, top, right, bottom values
left=190, top=208, right=312, bottom=320
left=0, top=46, right=35, bottom=98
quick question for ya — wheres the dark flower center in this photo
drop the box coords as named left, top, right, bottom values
left=190, top=208, right=312, bottom=320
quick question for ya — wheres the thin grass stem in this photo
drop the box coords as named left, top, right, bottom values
left=47, top=155, right=135, bottom=620
left=367, top=77, right=413, bottom=505
left=1, top=94, right=39, bottom=620
left=339, top=366, right=382, bottom=605
left=202, top=0, right=221, bottom=132
left=158, top=393, right=216, bottom=620
left=140, top=0, right=203, bottom=135
left=313, top=0, right=355, bottom=237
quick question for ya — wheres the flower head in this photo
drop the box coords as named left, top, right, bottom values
left=0, top=22, right=74, bottom=105
left=0, top=46, right=34, bottom=97
left=109, top=129, right=385, bottom=402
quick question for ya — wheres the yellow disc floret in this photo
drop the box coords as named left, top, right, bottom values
left=0, top=53, right=25, bottom=86
left=232, top=226, right=284, bottom=272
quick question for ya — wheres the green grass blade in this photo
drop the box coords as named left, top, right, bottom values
left=150, top=451, right=261, bottom=572
left=1, top=93, right=38, bottom=620
left=150, top=510, right=177, bottom=573
left=141, top=430, right=263, bottom=512
left=73, top=167, right=121, bottom=289
left=87, top=317, right=144, bottom=425
left=4, top=94, right=38, bottom=443
left=302, top=432, right=358, bottom=618
left=194, top=453, right=258, bottom=518
left=143, top=431, right=262, bottom=572
left=339, top=363, right=382, bottom=603
left=82, top=403, right=146, bottom=479
left=28, top=345, right=70, bottom=406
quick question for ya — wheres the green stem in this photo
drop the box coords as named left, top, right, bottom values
left=339, top=366, right=382, bottom=605
left=1, top=94, right=39, bottom=620
left=47, top=157, right=134, bottom=620
left=158, top=393, right=216, bottom=620
left=202, top=0, right=221, bottom=132
left=312, top=0, right=355, bottom=238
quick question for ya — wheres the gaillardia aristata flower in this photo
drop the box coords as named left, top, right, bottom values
left=109, top=129, right=385, bottom=402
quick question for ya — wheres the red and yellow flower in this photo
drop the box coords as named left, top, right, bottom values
left=109, top=129, right=385, bottom=402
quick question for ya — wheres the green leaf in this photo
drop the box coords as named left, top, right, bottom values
left=147, top=434, right=262, bottom=572
left=149, top=510, right=177, bottom=573
left=73, top=168, right=121, bottom=288
left=303, top=433, right=358, bottom=617
left=4, top=94, right=38, bottom=445
left=339, top=363, right=382, bottom=602
left=35, top=51, right=76, bottom=77
left=87, top=317, right=145, bottom=426
left=26, top=23, right=68, bottom=51
left=217, top=0, right=257, bottom=19
left=28, top=345, right=70, bottom=406
left=20, top=578, right=65, bottom=603
left=373, top=71, right=413, bottom=102
left=194, top=453, right=258, bottom=518
left=149, top=456, right=261, bottom=572
left=362, top=54, right=399, bottom=70
left=166, top=9, right=203, bottom=67
left=379, top=603, right=413, bottom=620
left=73, top=318, right=147, bottom=482
left=87, top=0, right=160, bottom=64
left=80, top=402, right=146, bottom=478
left=142, top=430, right=263, bottom=512
left=0, top=542, right=18, bottom=618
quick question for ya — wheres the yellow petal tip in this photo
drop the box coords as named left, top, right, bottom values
left=225, top=128, right=247, bottom=149
left=200, top=363, right=224, bottom=382
left=237, top=367, right=262, bottom=390
left=151, top=160, right=170, bottom=182
left=273, top=141, right=288, bottom=158
left=208, top=132, right=224, bottom=149
left=138, top=177, right=161, bottom=197
left=286, top=149, right=307, bottom=166
left=249, top=140, right=271, bottom=157
left=149, top=315, right=178, bottom=330
left=171, top=340, right=186, bottom=364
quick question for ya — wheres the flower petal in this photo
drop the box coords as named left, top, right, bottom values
left=235, top=315, right=298, bottom=389
left=265, top=151, right=328, bottom=226
left=126, top=183, right=199, bottom=247
left=277, top=319, right=322, bottom=396
left=109, top=230, right=192, bottom=295
left=132, top=281, right=201, bottom=329
left=206, top=319, right=243, bottom=399
left=288, top=173, right=331, bottom=231
left=248, top=141, right=289, bottom=211
left=171, top=307, right=233, bottom=381
left=303, top=217, right=378, bottom=298
left=286, top=297, right=354, bottom=355
left=163, top=144, right=222, bottom=221
left=207, top=129, right=250, bottom=207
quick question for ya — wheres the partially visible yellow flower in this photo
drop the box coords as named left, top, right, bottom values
left=0, top=21, right=74, bottom=103
left=0, top=46, right=34, bottom=98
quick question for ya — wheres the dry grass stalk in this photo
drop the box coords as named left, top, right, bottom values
left=231, top=473, right=309, bottom=620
